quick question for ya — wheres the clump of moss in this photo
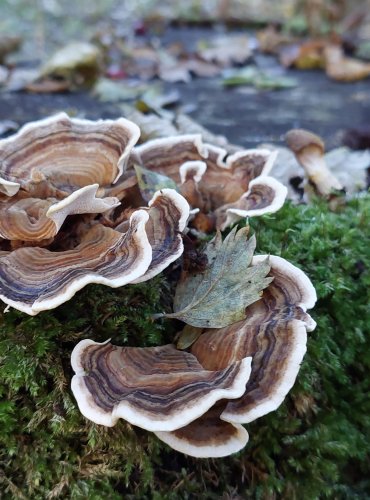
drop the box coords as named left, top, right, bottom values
left=0, top=196, right=369, bottom=499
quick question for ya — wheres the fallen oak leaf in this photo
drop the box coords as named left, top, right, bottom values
left=157, top=227, right=273, bottom=329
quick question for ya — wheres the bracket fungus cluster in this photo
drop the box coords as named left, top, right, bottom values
left=0, top=114, right=189, bottom=314
left=0, top=113, right=316, bottom=459
left=72, top=254, right=316, bottom=457
left=132, top=135, right=288, bottom=230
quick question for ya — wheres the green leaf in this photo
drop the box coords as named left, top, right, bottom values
left=176, top=324, right=204, bottom=350
left=162, top=227, right=273, bottom=328
left=134, top=164, right=178, bottom=203
left=222, top=66, right=297, bottom=90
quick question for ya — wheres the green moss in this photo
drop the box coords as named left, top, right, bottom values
left=0, top=195, right=369, bottom=499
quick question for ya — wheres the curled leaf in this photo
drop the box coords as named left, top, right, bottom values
left=162, top=227, right=273, bottom=328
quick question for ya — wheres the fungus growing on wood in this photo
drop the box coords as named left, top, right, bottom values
left=134, top=136, right=286, bottom=229
left=71, top=340, right=252, bottom=431
left=286, top=128, right=343, bottom=196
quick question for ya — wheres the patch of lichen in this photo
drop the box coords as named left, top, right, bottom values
left=0, top=195, right=369, bottom=498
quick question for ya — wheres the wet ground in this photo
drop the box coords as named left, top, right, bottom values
left=0, top=26, right=369, bottom=149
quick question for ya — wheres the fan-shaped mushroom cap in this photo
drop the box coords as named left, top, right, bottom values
left=215, top=176, right=288, bottom=230
left=134, top=135, right=208, bottom=182
left=71, top=339, right=252, bottom=431
left=0, top=113, right=140, bottom=198
left=155, top=404, right=248, bottom=458
left=0, top=184, right=119, bottom=242
left=131, top=188, right=190, bottom=283
left=0, top=188, right=189, bottom=314
left=0, top=209, right=152, bottom=315
left=190, top=255, right=316, bottom=424
left=134, top=136, right=285, bottom=228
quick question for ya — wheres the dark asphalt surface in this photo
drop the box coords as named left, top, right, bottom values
left=0, top=26, right=369, bottom=149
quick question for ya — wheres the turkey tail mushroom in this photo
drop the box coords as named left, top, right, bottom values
left=150, top=255, right=316, bottom=457
left=0, top=113, right=140, bottom=198
left=71, top=340, right=252, bottom=431
left=134, top=136, right=286, bottom=229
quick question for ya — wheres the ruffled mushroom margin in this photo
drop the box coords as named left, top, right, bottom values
left=71, top=255, right=316, bottom=458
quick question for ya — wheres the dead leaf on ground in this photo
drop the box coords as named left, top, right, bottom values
left=94, top=78, right=149, bottom=102
left=324, top=45, right=370, bottom=81
left=24, top=79, right=70, bottom=94
left=257, top=26, right=297, bottom=55
left=120, top=105, right=179, bottom=142
left=279, top=40, right=327, bottom=69
left=0, top=35, right=22, bottom=63
left=223, top=66, right=297, bottom=90
left=4, top=67, right=40, bottom=92
left=41, top=42, right=102, bottom=89
left=197, top=35, right=252, bottom=66
left=158, top=227, right=272, bottom=329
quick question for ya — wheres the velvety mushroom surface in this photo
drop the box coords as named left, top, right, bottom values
left=0, top=114, right=191, bottom=314
left=0, top=113, right=140, bottom=197
left=0, top=188, right=189, bottom=315
left=134, top=135, right=287, bottom=229
left=71, top=340, right=252, bottom=431
left=155, top=256, right=316, bottom=456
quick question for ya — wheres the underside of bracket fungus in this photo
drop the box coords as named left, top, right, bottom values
left=0, top=113, right=190, bottom=314
left=71, top=255, right=316, bottom=457
left=133, top=135, right=288, bottom=230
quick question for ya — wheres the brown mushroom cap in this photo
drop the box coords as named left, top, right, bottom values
left=155, top=404, right=248, bottom=458
left=285, top=129, right=325, bottom=156
left=190, top=255, right=316, bottom=424
left=71, top=340, right=252, bottom=431
left=0, top=113, right=140, bottom=198
left=134, top=136, right=286, bottom=229
left=285, top=128, right=343, bottom=196
left=131, top=188, right=190, bottom=283
left=0, top=209, right=152, bottom=315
